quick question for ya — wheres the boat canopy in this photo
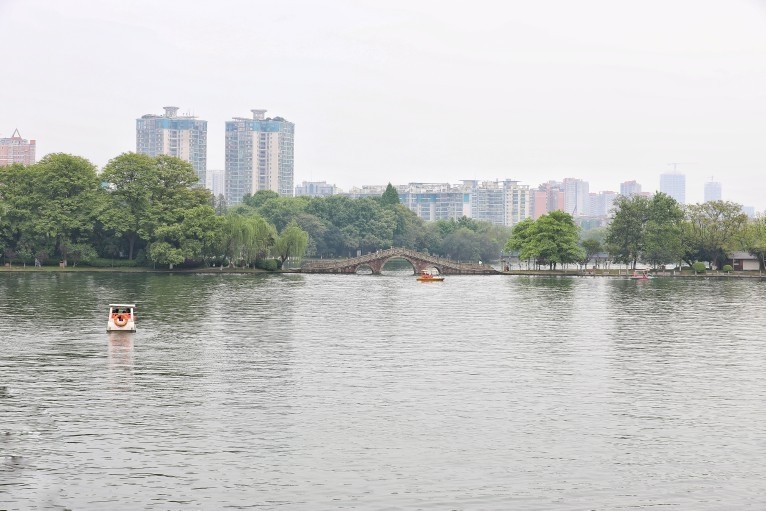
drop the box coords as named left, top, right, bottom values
left=109, top=303, right=136, bottom=308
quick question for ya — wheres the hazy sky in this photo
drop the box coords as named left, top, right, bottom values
left=2, top=0, right=765, bottom=206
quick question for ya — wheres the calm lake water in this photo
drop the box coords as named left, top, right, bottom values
left=1, top=271, right=766, bottom=510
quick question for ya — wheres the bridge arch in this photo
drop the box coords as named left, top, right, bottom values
left=301, top=247, right=498, bottom=275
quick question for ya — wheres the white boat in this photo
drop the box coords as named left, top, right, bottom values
left=107, top=303, right=136, bottom=332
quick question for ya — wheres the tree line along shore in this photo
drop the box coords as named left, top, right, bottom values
left=1, top=152, right=763, bottom=273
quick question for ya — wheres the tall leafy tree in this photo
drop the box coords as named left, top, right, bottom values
left=531, top=211, right=584, bottom=269
left=100, top=152, right=156, bottom=259
left=605, top=195, right=650, bottom=268
left=682, top=201, right=748, bottom=269
left=506, top=212, right=583, bottom=269
left=642, top=193, right=684, bottom=268
left=28, top=154, right=105, bottom=265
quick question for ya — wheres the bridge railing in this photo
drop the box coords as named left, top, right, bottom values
left=302, top=247, right=497, bottom=273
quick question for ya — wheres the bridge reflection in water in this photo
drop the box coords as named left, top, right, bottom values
left=300, top=247, right=499, bottom=275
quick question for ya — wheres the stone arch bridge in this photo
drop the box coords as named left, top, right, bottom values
left=301, top=247, right=499, bottom=275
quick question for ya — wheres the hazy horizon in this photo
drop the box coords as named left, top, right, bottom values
left=2, top=0, right=764, bottom=207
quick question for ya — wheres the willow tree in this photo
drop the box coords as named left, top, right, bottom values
left=273, top=220, right=309, bottom=265
left=220, top=213, right=276, bottom=267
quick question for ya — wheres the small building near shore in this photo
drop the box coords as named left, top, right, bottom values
left=728, top=252, right=760, bottom=271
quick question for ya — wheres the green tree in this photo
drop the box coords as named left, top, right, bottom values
left=219, top=213, right=276, bottom=267
left=441, top=227, right=482, bottom=262
left=605, top=195, right=650, bottom=268
left=505, top=218, right=536, bottom=266
left=273, top=220, right=309, bottom=264
left=100, top=152, right=156, bottom=259
left=531, top=211, right=584, bottom=269
left=28, top=154, right=105, bottom=265
left=243, top=190, right=280, bottom=209
left=140, top=156, right=214, bottom=267
left=682, top=201, right=748, bottom=269
left=380, top=183, right=400, bottom=206
left=506, top=212, right=583, bottom=269
left=642, top=193, right=684, bottom=268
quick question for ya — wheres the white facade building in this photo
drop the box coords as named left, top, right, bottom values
left=659, top=173, right=686, bottom=204
left=225, top=109, right=295, bottom=204
left=704, top=181, right=722, bottom=202
left=136, top=106, right=207, bottom=185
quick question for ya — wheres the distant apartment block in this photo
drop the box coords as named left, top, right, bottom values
left=136, top=106, right=207, bottom=185
left=590, top=191, right=618, bottom=217
left=0, top=129, right=36, bottom=166
left=563, top=178, right=589, bottom=216
left=206, top=169, right=225, bottom=197
left=394, top=180, right=529, bottom=227
left=704, top=180, right=722, bottom=202
left=468, top=180, right=507, bottom=226
left=398, top=183, right=469, bottom=222
left=503, top=180, right=532, bottom=227
left=346, top=185, right=389, bottom=199
left=295, top=181, right=337, bottom=197
left=659, top=173, right=686, bottom=204
left=533, top=181, right=565, bottom=219
left=619, top=180, right=642, bottom=197
left=225, top=109, right=295, bottom=204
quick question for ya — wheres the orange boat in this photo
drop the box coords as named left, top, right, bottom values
left=416, top=270, right=444, bottom=282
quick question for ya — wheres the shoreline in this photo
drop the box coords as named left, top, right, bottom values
left=1, top=266, right=764, bottom=279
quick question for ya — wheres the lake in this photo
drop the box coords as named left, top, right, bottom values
left=2, top=272, right=765, bottom=510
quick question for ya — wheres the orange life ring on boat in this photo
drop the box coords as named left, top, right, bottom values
left=114, top=314, right=129, bottom=327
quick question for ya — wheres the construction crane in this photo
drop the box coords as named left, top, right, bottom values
left=667, top=162, right=695, bottom=173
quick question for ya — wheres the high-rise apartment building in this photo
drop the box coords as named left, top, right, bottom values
left=399, top=183, right=469, bottom=222
left=460, top=180, right=531, bottom=227
left=136, top=106, right=207, bottom=185
left=620, top=180, right=642, bottom=197
left=659, top=173, right=686, bottom=204
left=704, top=180, right=722, bottom=202
left=225, top=109, right=295, bottom=204
left=206, top=169, right=225, bottom=197
left=469, top=180, right=507, bottom=226
left=503, top=180, right=532, bottom=227
left=533, top=181, right=565, bottom=218
left=0, top=129, right=36, bottom=166
left=563, top=178, right=589, bottom=216
left=590, top=191, right=618, bottom=217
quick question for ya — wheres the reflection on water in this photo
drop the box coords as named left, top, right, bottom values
left=1, top=273, right=766, bottom=509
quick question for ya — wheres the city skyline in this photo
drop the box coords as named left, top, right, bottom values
left=2, top=0, right=764, bottom=207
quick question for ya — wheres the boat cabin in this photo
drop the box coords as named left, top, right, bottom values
left=107, top=303, right=136, bottom=332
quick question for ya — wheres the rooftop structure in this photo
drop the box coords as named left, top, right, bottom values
left=225, top=109, right=295, bottom=203
left=136, top=106, right=207, bottom=185
left=0, top=129, right=36, bottom=166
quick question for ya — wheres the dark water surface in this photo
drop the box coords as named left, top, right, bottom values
left=1, top=272, right=765, bottom=510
